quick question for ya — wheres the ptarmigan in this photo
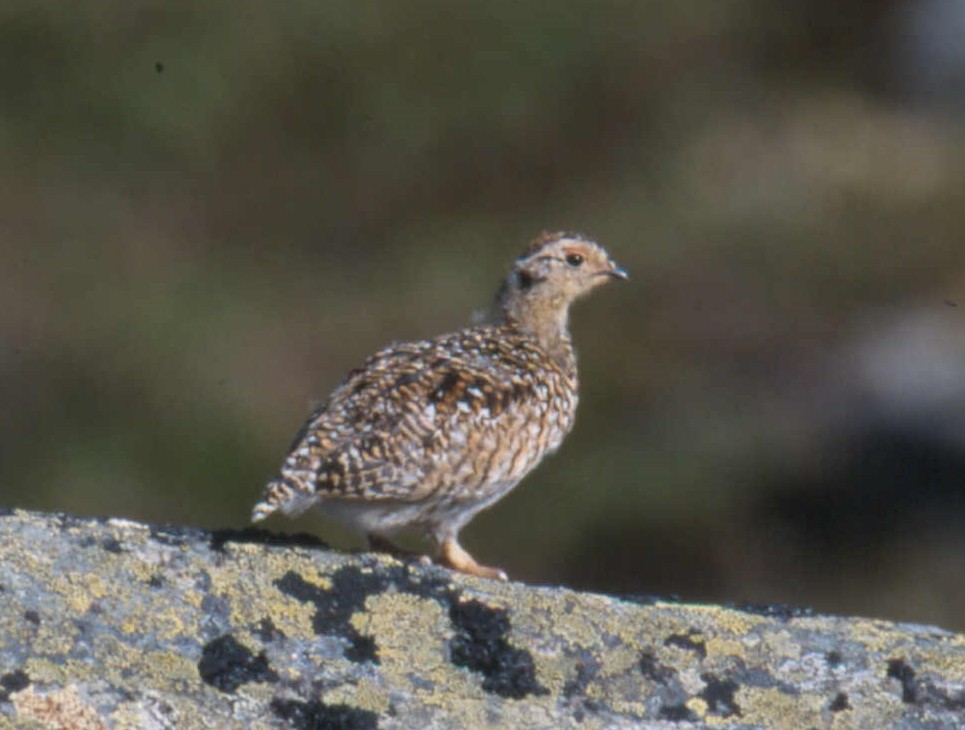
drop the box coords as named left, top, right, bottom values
left=252, top=232, right=627, bottom=580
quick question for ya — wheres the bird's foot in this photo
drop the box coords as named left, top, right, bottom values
left=439, top=537, right=508, bottom=581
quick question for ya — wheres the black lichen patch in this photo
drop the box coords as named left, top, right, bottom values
left=699, top=673, right=741, bottom=718
left=275, top=572, right=332, bottom=611
left=659, top=703, right=698, bottom=722
left=885, top=658, right=965, bottom=712
left=274, top=567, right=384, bottom=664
left=639, top=650, right=676, bottom=684
left=562, top=651, right=600, bottom=699
left=23, top=610, right=40, bottom=626
left=562, top=651, right=603, bottom=721
left=345, top=634, right=378, bottom=663
left=887, top=659, right=918, bottom=704
left=56, top=512, right=102, bottom=532
left=252, top=617, right=285, bottom=643
left=448, top=599, right=547, bottom=700
left=0, top=670, right=30, bottom=703
left=271, top=698, right=379, bottom=730
left=149, top=524, right=198, bottom=547
left=664, top=629, right=707, bottom=660
left=386, top=561, right=456, bottom=604
left=830, top=692, right=850, bottom=712
left=148, top=574, right=165, bottom=588
left=270, top=561, right=554, bottom=695
left=101, top=536, right=125, bottom=553
left=198, top=634, right=278, bottom=693
left=209, top=527, right=328, bottom=552
left=726, top=601, right=813, bottom=620
left=731, top=662, right=789, bottom=692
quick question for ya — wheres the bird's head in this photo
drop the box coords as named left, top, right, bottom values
left=512, top=231, right=627, bottom=300
left=496, top=231, right=627, bottom=341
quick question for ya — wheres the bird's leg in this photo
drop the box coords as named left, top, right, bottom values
left=438, top=537, right=508, bottom=581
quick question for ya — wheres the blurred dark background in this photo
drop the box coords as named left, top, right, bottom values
left=2, top=1, right=963, bottom=630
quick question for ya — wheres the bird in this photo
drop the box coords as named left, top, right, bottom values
left=252, top=231, right=627, bottom=580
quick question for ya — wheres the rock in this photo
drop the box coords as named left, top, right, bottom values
left=0, top=508, right=962, bottom=729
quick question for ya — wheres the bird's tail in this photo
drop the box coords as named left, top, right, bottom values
left=251, top=475, right=315, bottom=522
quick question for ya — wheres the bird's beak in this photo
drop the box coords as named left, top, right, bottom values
left=605, top=260, right=629, bottom=281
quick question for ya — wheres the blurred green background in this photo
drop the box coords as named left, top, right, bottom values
left=2, top=1, right=963, bottom=630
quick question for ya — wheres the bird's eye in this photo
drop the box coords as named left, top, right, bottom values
left=565, top=253, right=584, bottom=267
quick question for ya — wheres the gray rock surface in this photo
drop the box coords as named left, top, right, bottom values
left=0, top=508, right=962, bottom=729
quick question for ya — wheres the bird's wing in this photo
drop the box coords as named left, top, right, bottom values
left=280, top=329, right=557, bottom=503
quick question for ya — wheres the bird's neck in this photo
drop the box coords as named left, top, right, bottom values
left=496, top=296, right=576, bottom=373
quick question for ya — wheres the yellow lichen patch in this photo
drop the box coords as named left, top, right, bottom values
left=704, top=635, right=748, bottom=661
left=843, top=692, right=904, bottom=730
left=760, top=628, right=803, bottom=662
left=119, top=605, right=190, bottom=641
left=71, top=637, right=140, bottom=688
left=516, top=597, right=582, bottom=643
left=350, top=592, right=451, bottom=682
left=321, top=678, right=390, bottom=715
left=736, top=685, right=824, bottom=728
left=624, top=605, right=717, bottom=650
left=367, top=552, right=411, bottom=573
left=23, top=621, right=77, bottom=658
left=22, top=658, right=78, bottom=686
left=245, top=545, right=337, bottom=592
left=49, top=571, right=109, bottom=614
left=180, top=588, right=204, bottom=610
left=816, top=617, right=897, bottom=654
left=585, top=658, right=648, bottom=719
left=593, top=644, right=643, bottom=680
left=25, top=637, right=197, bottom=695
left=507, top=591, right=657, bottom=697
left=517, top=591, right=612, bottom=650
left=686, top=696, right=709, bottom=718
left=609, top=610, right=661, bottom=648
left=919, top=638, right=965, bottom=681
left=245, top=592, right=316, bottom=640
left=681, top=605, right=763, bottom=637
left=236, top=683, right=278, bottom=711
left=28, top=658, right=87, bottom=688
left=206, top=558, right=320, bottom=638
left=12, top=684, right=105, bottom=730
left=600, top=695, right=649, bottom=722
left=7, top=540, right=54, bottom=578
left=132, top=650, right=201, bottom=689
left=83, top=573, right=108, bottom=599
left=525, top=652, right=573, bottom=697
left=93, top=637, right=197, bottom=691
left=660, top=642, right=705, bottom=671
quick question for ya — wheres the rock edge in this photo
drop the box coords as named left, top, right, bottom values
left=0, top=508, right=962, bottom=729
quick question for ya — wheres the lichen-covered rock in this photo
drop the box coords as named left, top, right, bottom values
left=0, top=508, right=962, bottom=729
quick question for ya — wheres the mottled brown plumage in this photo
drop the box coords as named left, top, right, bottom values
left=252, top=231, right=626, bottom=579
